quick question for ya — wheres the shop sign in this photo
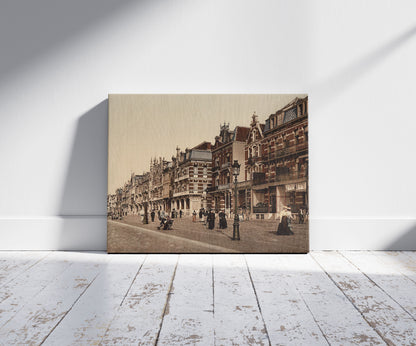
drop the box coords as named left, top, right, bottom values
left=286, top=182, right=306, bottom=191
left=296, top=182, right=307, bottom=191
left=286, top=184, right=296, bottom=191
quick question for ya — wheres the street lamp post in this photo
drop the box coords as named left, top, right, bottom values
left=143, top=191, right=149, bottom=224
left=232, top=160, right=241, bottom=240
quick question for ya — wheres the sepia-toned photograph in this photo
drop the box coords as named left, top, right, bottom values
left=108, top=94, right=309, bottom=253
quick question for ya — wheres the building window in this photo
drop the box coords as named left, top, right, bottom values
left=299, top=104, right=303, bottom=115
left=283, top=107, right=297, bottom=123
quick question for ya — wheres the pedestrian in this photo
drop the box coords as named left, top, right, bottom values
left=150, top=210, right=155, bottom=222
left=172, top=208, right=175, bottom=219
left=299, top=208, right=304, bottom=224
left=203, top=210, right=208, bottom=226
left=199, top=208, right=203, bottom=219
left=192, top=210, right=197, bottom=222
left=219, top=210, right=227, bottom=229
left=180, top=209, right=183, bottom=218
left=208, top=210, right=215, bottom=230
left=277, top=206, right=294, bottom=235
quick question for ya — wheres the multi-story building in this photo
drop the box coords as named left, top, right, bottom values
left=107, top=97, right=308, bottom=221
left=149, top=157, right=169, bottom=211
left=107, top=194, right=117, bottom=217
left=162, top=162, right=174, bottom=213
left=135, top=172, right=150, bottom=212
left=171, top=142, right=212, bottom=215
left=208, top=123, right=249, bottom=214
left=245, top=97, right=308, bottom=219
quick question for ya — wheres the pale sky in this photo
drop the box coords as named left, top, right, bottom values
left=108, top=94, right=307, bottom=194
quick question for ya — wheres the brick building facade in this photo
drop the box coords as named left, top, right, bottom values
left=108, top=97, right=308, bottom=221
left=208, top=123, right=249, bottom=214
left=245, top=97, right=308, bottom=219
left=171, top=142, right=212, bottom=215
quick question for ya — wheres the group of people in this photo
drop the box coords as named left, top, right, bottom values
left=144, top=205, right=306, bottom=235
left=200, top=209, right=228, bottom=230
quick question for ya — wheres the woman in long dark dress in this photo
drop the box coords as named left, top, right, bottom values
left=208, top=210, right=215, bottom=230
left=219, top=211, right=227, bottom=229
left=277, top=207, right=294, bottom=235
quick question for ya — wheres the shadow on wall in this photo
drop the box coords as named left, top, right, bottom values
left=0, top=0, right=137, bottom=82
left=312, top=24, right=416, bottom=109
left=385, top=223, right=416, bottom=251
left=57, top=100, right=108, bottom=250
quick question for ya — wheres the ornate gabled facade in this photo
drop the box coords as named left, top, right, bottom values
left=107, top=97, right=308, bottom=222
left=149, top=157, right=170, bottom=211
left=171, top=142, right=212, bottom=215
left=208, top=123, right=249, bottom=214
left=244, top=97, right=309, bottom=219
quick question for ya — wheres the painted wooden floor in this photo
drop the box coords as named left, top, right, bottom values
left=0, top=252, right=415, bottom=345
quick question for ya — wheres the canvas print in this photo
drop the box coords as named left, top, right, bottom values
left=107, top=94, right=309, bottom=253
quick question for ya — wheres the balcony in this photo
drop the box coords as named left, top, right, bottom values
left=218, top=183, right=231, bottom=190
left=206, top=186, right=218, bottom=193
left=247, top=156, right=261, bottom=165
left=265, top=143, right=308, bottom=162
left=252, top=172, right=266, bottom=185
left=253, top=203, right=268, bottom=213
left=221, top=162, right=231, bottom=170
left=174, top=175, right=189, bottom=183
left=173, top=190, right=190, bottom=197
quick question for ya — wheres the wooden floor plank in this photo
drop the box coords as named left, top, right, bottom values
left=0, top=252, right=108, bottom=345
left=100, top=254, right=178, bottom=345
left=0, top=251, right=50, bottom=288
left=312, top=251, right=416, bottom=345
left=245, top=255, right=327, bottom=345
left=0, top=252, right=73, bottom=328
left=213, top=255, right=269, bottom=345
left=342, top=251, right=416, bottom=320
left=157, top=255, right=214, bottom=345
left=373, top=251, right=416, bottom=282
left=42, top=254, right=146, bottom=345
left=279, top=254, right=384, bottom=345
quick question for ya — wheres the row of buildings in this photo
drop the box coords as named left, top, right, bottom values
left=107, top=97, right=308, bottom=220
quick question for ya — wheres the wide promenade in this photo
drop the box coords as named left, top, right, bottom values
left=108, top=215, right=308, bottom=253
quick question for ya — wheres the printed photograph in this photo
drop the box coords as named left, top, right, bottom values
left=108, top=94, right=309, bottom=253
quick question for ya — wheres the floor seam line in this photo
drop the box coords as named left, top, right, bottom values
left=39, top=267, right=103, bottom=345
left=278, top=255, right=331, bottom=346
left=244, top=255, right=272, bottom=346
left=310, top=252, right=389, bottom=345
left=98, top=255, right=148, bottom=345
left=154, top=255, right=180, bottom=346
left=339, top=251, right=416, bottom=322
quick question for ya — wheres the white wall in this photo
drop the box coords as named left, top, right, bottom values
left=1, top=0, right=415, bottom=250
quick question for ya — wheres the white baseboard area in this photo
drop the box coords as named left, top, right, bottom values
left=0, top=216, right=107, bottom=251
left=0, top=217, right=415, bottom=251
left=310, top=218, right=416, bottom=251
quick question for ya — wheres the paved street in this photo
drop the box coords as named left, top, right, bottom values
left=108, top=215, right=308, bottom=253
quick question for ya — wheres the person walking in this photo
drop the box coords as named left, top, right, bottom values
left=150, top=210, right=155, bottom=222
left=208, top=210, right=215, bottom=230
left=219, top=210, right=227, bottom=229
left=277, top=206, right=294, bottom=235
left=179, top=209, right=183, bottom=218
left=192, top=210, right=197, bottom=222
